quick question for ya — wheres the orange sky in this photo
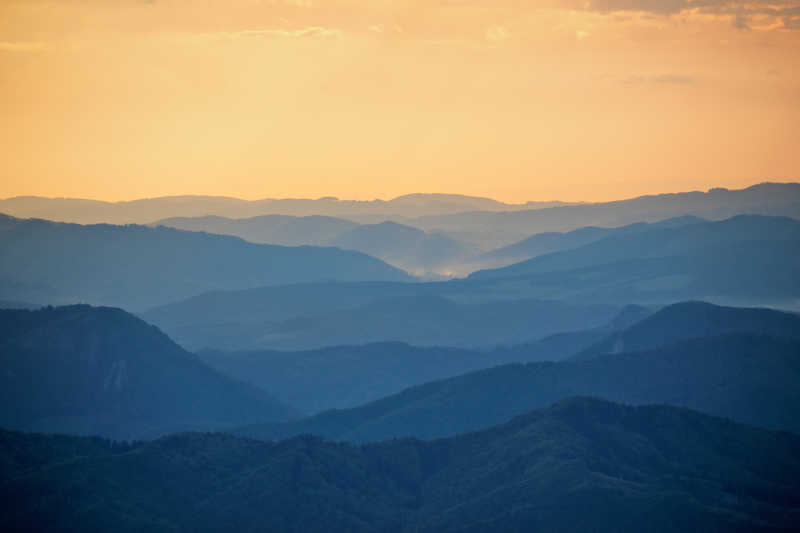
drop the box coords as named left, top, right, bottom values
left=1, top=0, right=799, bottom=203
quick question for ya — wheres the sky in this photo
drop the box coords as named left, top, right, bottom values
left=1, top=0, right=798, bottom=203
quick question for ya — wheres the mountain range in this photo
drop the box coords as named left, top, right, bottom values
left=3, top=182, right=800, bottom=532
left=3, top=183, right=799, bottom=252
left=239, top=334, right=800, bottom=443
left=144, top=215, right=800, bottom=351
left=470, top=215, right=705, bottom=271
left=9, top=300, right=797, bottom=443
left=155, top=216, right=478, bottom=277
left=410, top=182, right=800, bottom=248
left=154, top=214, right=703, bottom=277
left=154, top=214, right=360, bottom=246
left=145, top=291, right=619, bottom=351
left=3, top=398, right=799, bottom=532
left=235, top=301, right=800, bottom=442
left=468, top=214, right=800, bottom=305
left=0, top=214, right=410, bottom=310
left=0, top=193, right=563, bottom=225
left=197, top=305, right=651, bottom=413
left=573, top=300, right=800, bottom=360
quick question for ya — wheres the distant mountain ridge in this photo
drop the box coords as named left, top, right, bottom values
left=412, top=182, right=800, bottom=248
left=2, top=183, right=797, bottom=252
left=143, top=215, right=800, bottom=352
left=151, top=207, right=797, bottom=278
left=466, top=214, right=800, bottom=305
left=471, top=214, right=800, bottom=280
left=153, top=214, right=359, bottom=246
left=4, top=398, right=799, bottom=532
left=0, top=193, right=565, bottom=225
left=12, top=183, right=795, bottom=280
left=154, top=217, right=477, bottom=277
left=471, top=215, right=705, bottom=271
left=0, top=214, right=411, bottom=310
left=0, top=305, right=296, bottom=440
left=328, top=221, right=478, bottom=276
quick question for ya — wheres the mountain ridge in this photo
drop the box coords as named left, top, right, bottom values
left=196, top=304, right=651, bottom=413
left=0, top=192, right=560, bottom=225
left=234, top=332, right=800, bottom=443
left=0, top=214, right=411, bottom=310
left=3, top=397, right=799, bottom=532
left=0, top=305, right=296, bottom=440
left=573, top=300, right=800, bottom=360
left=3, top=183, right=797, bottom=250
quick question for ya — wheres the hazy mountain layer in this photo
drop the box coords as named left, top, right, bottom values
left=238, top=334, right=800, bottom=443
left=154, top=214, right=359, bottom=246
left=412, top=182, right=800, bottom=248
left=472, top=214, right=800, bottom=280
left=327, top=221, right=477, bottom=276
left=3, top=398, right=799, bottom=532
left=151, top=209, right=800, bottom=281
left=146, top=292, right=618, bottom=351
left=152, top=213, right=706, bottom=278
left=0, top=305, right=295, bottom=440
left=470, top=216, right=704, bottom=272
left=0, top=193, right=563, bottom=225
left=155, top=216, right=477, bottom=277
left=199, top=334, right=597, bottom=414
left=467, top=215, right=800, bottom=305
left=198, top=306, right=647, bottom=413
left=573, top=300, right=800, bottom=360
left=3, top=183, right=797, bottom=252
left=144, top=215, right=800, bottom=351
left=0, top=214, right=411, bottom=310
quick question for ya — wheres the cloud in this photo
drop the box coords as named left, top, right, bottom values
left=3, top=0, right=799, bottom=56
left=779, top=7, right=800, bottom=28
left=652, top=74, right=695, bottom=84
left=623, top=74, right=696, bottom=85
left=448, top=0, right=800, bottom=29
left=485, top=26, right=508, bottom=42
left=684, top=0, right=800, bottom=30
left=733, top=12, right=751, bottom=29
left=0, top=42, right=49, bottom=52
left=585, top=0, right=687, bottom=14
left=221, top=26, right=343, bottom=40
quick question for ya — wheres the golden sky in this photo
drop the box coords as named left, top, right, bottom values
left=1, top=0, right=798, bottom=203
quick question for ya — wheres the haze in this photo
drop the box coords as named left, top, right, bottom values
left=2, top=0, right=799, bottom=202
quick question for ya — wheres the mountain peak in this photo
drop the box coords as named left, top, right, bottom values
left=573, top=300, right=800, bottom=360
left=0, top=305, right=296, bottom=439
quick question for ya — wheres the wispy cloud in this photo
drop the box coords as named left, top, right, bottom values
left=0, top=42, right=49, bottom=52
left=484, top=26, right=509, bottom=43
left=623, top=74, right=697, bottom=85
left=231, top=27, right=342, bottom=39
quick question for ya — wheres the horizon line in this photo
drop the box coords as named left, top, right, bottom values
left=1, top=180, right=799, bottom=207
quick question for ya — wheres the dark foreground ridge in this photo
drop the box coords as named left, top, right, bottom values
left=2, top=398, right=800, bottom=532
